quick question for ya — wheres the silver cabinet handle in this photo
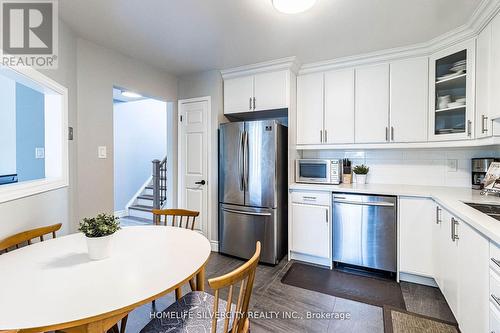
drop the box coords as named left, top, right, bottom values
left=253, top=97, right=256, bottom=110
left=222, top=208, right=271, bottom=217
left=482, top=115, right=489, bottom=134
left=492, top=294, right=500, bottom=307
left=325, top=209, right=328, bottom=223
left=249, top=97, right=252, bottom=110
left=467, top=120, right=472, bottom=137
left=391, top=126, right=394, bottom=141
left=492, top=258, right=500, bottom=269
left=324, top=130, right=328, bottom=142
left=303, top=196, right=317, bottom=200
left=320, top=130, right=323, bottom=143
left=451, top=217, right=459, bottom=241
left=436, top=206, right=442, bottom=224
left=385, top=127, right=389, bottom=141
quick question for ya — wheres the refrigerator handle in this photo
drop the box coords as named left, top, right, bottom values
left=243, top=130, right=249, bottom=191
left=238, top=131, right=244, bottom=191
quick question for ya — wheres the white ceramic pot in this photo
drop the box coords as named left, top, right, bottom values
left=86, top=234, right=114, bottom=260
left=355, top=174, right=367, bottom=184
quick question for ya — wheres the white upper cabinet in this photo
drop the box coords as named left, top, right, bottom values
left=491, top=13, right=500, bottom=124
left=223, top=70, right=289, bottom=115
left=355, top=64, right=390, bottom=143
left=428, top=39, right=476, bottom=141
left=253, top=70, right=288, bottom=112
left=476, top=24, right=492, bottom=138
left=296, top=72, right=324, bottom=145
left=223, top=76, right=254, bottom=114
left=324, top=68, right=355, bottom=144
left=390, top=58, right=428, bottom=142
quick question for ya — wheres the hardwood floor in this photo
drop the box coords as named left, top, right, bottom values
left=123, top=253, right=455, bottom=333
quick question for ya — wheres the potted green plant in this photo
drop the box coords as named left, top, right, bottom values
left=79, top=213, right=120, bottom=260
left=353, top=164, right=369, bottom=184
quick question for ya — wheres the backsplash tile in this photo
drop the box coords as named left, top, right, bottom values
left=301, top=147, right=500, bottom=187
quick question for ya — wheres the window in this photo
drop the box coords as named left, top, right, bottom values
left=0, top=66, right=68, bottom=203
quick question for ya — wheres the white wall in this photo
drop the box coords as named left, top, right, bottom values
left=113, top=99, right=167, bottom=212
left=0, top=75, right=16, bottom=175
left=178, top=70, right=224, bottom=243
left=0, top=20, right=77, bottom=239
left=76, top=38, right=177, bottom=221
left=302, top=147, right=500, bottom=187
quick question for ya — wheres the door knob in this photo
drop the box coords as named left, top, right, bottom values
left=195, top=180, right=206, bottom=185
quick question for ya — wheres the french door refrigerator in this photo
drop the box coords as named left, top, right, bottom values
left=219, top=120, right=288, bottom=264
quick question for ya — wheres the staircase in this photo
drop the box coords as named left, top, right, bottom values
left=126, top=158, right=167, bottom=221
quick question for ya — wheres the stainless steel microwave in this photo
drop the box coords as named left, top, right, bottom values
left=295, top=159, right=342, bottom=184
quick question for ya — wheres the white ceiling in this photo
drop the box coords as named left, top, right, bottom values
left=59, top=0, right=482, bottom=76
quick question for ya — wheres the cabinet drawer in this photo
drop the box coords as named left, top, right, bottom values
left=291, top=191, right=330, bottom=205
left=492, top=242, right=500, bottom=274
left=491, top=269, right=500, bottom=310
left=492, top=302, right=500, bottom=333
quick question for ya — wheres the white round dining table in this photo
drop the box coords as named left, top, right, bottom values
left=0, top=225, right=211, bottom=333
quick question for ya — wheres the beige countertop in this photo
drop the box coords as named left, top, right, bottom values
left=289, top=182, right=500, bottom=245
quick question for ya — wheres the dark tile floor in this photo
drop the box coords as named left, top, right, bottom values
left=123, top=253, right=455, bottom=333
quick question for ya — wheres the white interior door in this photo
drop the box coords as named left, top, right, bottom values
left=178, top=99, right=209, bottom=235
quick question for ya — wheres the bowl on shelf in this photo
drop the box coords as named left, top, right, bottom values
left=447, top=101, right=465, bottom=108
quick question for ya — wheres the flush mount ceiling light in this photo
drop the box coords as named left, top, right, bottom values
left=121, top=90, right=142, bottom=98
left=272, top=0, right=316, bottom=14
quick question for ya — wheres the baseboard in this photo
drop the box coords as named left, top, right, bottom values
left=114, top=210, right=127, bottom=218
left=289, top=251, right=332, bottom=268
left=210, top=240, right=219, bottom=252
left=399, top=272, right=438, bottom=287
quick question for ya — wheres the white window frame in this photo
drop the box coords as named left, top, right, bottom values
left=0, top=66, right=69, bottom=203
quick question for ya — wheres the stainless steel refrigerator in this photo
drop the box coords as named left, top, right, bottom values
left=219, top=120, right=288, bottom=264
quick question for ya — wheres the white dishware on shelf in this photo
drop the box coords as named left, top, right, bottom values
left=437, top=95, right=451, bottom=109
left=447, top=101, right=465, bottom=108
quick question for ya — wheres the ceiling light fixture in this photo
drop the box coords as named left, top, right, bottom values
left=272, top=0, right=316, bottom=14
left=121, top=90, right=142, bottom=98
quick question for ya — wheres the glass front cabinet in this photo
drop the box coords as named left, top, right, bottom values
left=429, top=40, right=476, bottom=141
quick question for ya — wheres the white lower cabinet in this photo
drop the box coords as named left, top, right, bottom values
left=289, top=191, right=331, bottom=266
left=399, top=197, right=435, bottom=276
left=401, top=200, right=489, bottom=332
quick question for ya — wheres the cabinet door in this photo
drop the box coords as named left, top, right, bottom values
left=457, top=221, right=489, bottom=333
left=296, top=72, right=324, bottom=145
left=390, top=58, right=428, bottom=142
left=399, top=197, right=434, bottom=276
left=428, top=39, right=475, bottom=141
left=433, top=205, right=445, bottom=288
left=324, top=68, right=355, bottom=143
left=355, top=64, right=390, bottom=143
left=253, top=70, right=288, bottom=111
left=223, top=76, right=254, bottom=114
left=476, top=24, right=492, bottom=138
left=291, top=202, right=329, bottom=258
left=440, top=211, right=460, bottom=318
left=492, top=13, right=500, bottom=135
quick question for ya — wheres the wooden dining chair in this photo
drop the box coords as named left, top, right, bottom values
left=140, top=242, right=261, bottom=333
left=0, top=223, right=62, bottom=254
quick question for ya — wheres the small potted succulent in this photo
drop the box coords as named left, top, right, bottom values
left=353, top=164, right=370, bottom=184
left=79, top=213, right=120, bottom=260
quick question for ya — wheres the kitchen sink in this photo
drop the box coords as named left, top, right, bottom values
left=464, top=202, right=500, bottom=221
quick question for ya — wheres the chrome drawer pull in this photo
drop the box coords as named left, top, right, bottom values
left=492, top=294, right=500, bottom=307
left=492, top=258, right=500, bottom=269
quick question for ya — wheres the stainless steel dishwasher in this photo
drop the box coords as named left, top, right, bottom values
left=332, top=193, right=397, bottom=273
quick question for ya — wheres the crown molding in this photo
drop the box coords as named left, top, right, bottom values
left=299, top=0, right=500, bottom=74
left=221, top=56, right=300, bottom=79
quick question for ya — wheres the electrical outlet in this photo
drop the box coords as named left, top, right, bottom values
left=447, top=159, right=458, bottom=172
left=98, top=146, right=107, bottom=159
left=35, top=147, right=45, bottom=159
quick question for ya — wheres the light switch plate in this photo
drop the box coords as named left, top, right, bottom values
left=447, top=159, right=458, bottom=172
left=98, top=146, right=107, bottom=159
left=35, top=147, right=45, bottom=159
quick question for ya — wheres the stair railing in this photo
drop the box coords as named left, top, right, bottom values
left=152, top=157, right=167, bottom=211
